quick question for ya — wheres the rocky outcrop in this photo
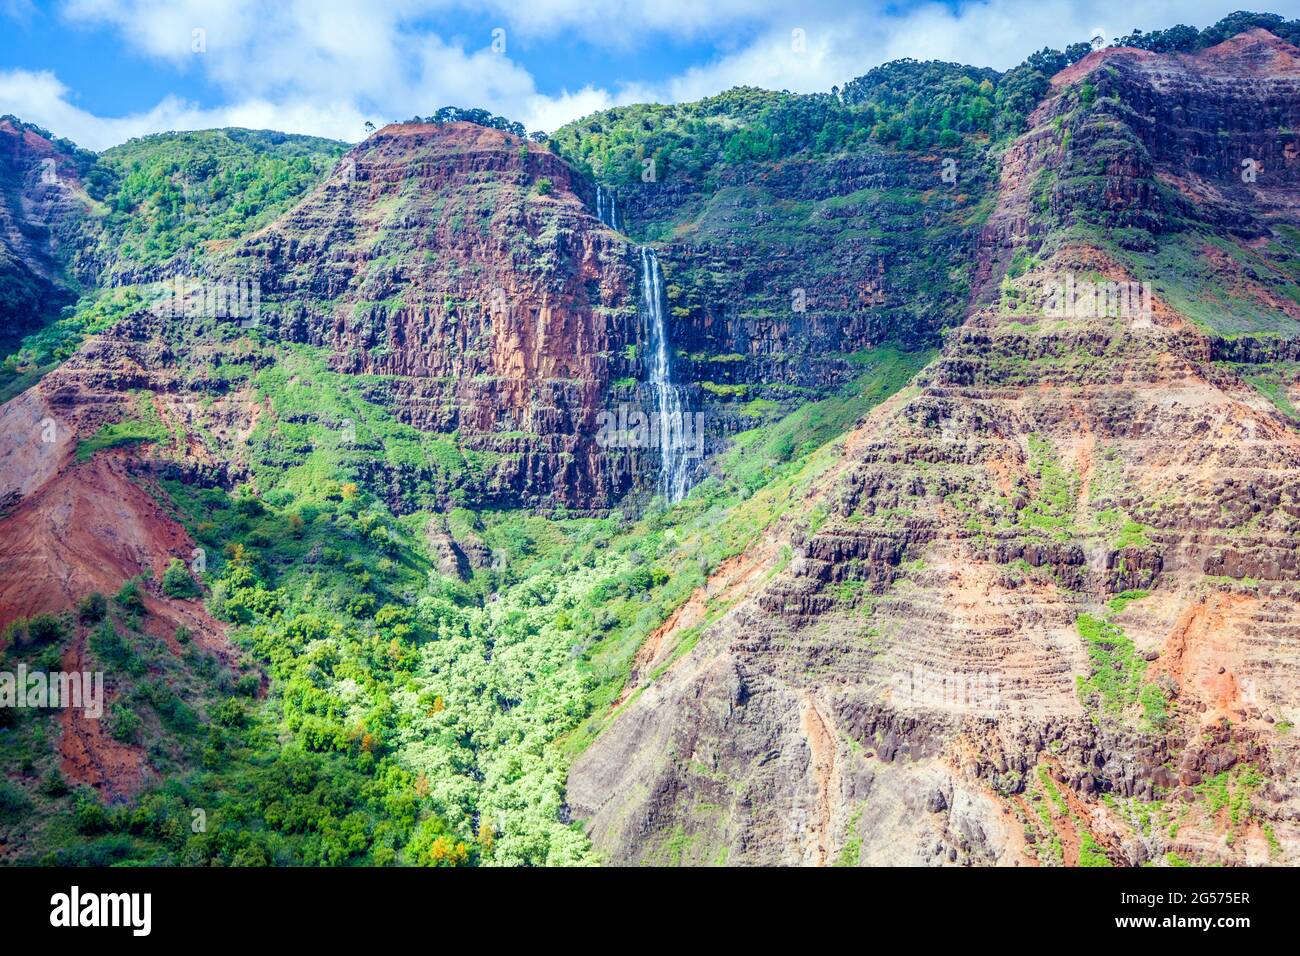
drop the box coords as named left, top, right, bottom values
left=0, top=118, right=996, bottom=511
left=217, top=121, right=663, bottom=511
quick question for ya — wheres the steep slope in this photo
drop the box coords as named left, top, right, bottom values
left=568, top=30, right=1300, bottom=867
left=225, top=121, right=643, bottom=510
left=0, top=127, right=345, bottom=409
left=0, top=117, right=93, bottom=348
left=90, top=128, right=347, bottom=283
left=1, top=121, right=649, bottom=537
left=553, top=82, right=1010, bottom=446
left=0, top=129, right=346, bottom=810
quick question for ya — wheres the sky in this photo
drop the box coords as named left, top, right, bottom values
left=0, top=0, right=1297, bottom=150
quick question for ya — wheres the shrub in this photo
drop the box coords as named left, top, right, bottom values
left=406, top=818, right=471, bottom=866
left=162, top=558, right=200, bottom=598
left=41, top=769, right=69, bottom=797
left=25, top=612, right=64, bottom=645
left=107, top=704, right=143, bottom=744
left=0, top=780, right=32, bottom=821
left=230, top=844, right=269, bottom=867
left=78, top=592, right=108, bottom=623
left=234, top=492, right=265, bottom=517
left=213, top=698, right=248, bottom=728
left=115, top=578, right=145, bottom=611
left=73, top=793, right=108, bottom=834
left=90, top=621, right=145, bottom=676
left=0, top=618, right=21, bottom=652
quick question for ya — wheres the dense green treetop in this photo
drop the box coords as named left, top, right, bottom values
left=91, top=128, right=348, bottom=272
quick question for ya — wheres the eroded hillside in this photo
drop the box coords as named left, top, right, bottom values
left=2, top=18, right=1299, bottom=869
left=568, top=29, right=1300, bottom=867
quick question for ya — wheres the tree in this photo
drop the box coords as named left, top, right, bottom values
left=162, top=557, right=200, bottom=598
left=114, top=578, right=144, bottom=611
left=78, top=592, right=107, bottom=622
left=26, top=613, right=64, bottom=645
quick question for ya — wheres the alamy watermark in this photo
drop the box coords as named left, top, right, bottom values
left=596, top=405, right=705, bottom=459
left=154, top=276, right=262, bottom=326
left=50, top=886, right=151, bottom=936
left=0, top=665, right=104, bottom=719
left=1040, top=273, right=1152, bottom=321
left=890, top=666, right=1002, bottom=711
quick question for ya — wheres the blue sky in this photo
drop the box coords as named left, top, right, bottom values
left=1, top=0, right=1296, bottom=149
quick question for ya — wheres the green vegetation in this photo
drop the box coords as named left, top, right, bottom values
left=1216, top=360, right=1300, bottom=425
left=398, top=107, right=529, bottom=139
left=834, top=805, right=865, bottom=867
left=1038, top=765, right=1069, bottom=815
left=0, top=286, right=154, bottom=401
left=76, top=390, right=171, bottom=461
left=1113, top=232, right=1300, bottom=337
left=552, top=45, right=1095, bottom=190
left=1075, top=612, right=1167, bottom=731
left=92, top=129, right=347, bottom=271
left=1021, top=434, right=1080, bottom=538
left=1, top=336, right=926, bottom=865
left=1078, top=831, right=1112, bottom=866
left=1190, top=767, right=1267, bottom=849
left=1, top=129, right=344, bottom=393
left=1024, top=767, right=1065, bottom=865
left=1113, top=12, right=1300, bottom=53
left=1107, top=589, right=1150, bottom=614
left=242, top=345, right=498, bottom=509
left=1112, top=520, right=1153, bottom=550
left=162, top=559, right=200, bottom=599
left=726, top=347, right=932, bottom=484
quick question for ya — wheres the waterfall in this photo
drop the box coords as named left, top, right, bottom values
left=639, top=246, right=692, bottom=502
left=595, top=184, right=620, bottom=231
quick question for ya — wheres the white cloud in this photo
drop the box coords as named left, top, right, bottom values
left=0, top=68, right=373, bottom=148
left=6, top=0, right=1300, bottom=149
left=519, top=87, right=618, bottom=135
left=641, top=0, right=1300, bottom=104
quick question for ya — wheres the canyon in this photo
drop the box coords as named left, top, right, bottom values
left=0, top=17, right=1299, bottom=867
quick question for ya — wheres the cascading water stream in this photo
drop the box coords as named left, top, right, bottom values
left=639, top=246, right=692, bottom=502
left=595, top=184, right=620, bottom=231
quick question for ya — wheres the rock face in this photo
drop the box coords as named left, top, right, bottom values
left=606, top=140, right=995, bottom=450
left=568, top=31, right=1300, bottom=867
left=1055, top=28, right=1300, bottom=211
left=224, top=121, right=649, bottom=511
left=0, top=118, right=89, bottom=340
left=982, top=31, right=1300, bottom=292
left=205, top=118, right=980, bottom=512
left=0, top=299, right=256, bottom=635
